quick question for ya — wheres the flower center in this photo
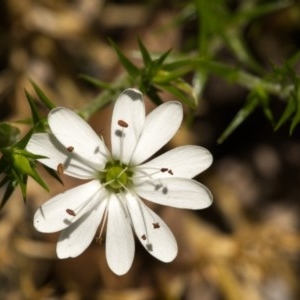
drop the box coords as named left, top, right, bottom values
left=101, top=161, right=132, bottom=192
left=106, top=166, right=127, bottom=189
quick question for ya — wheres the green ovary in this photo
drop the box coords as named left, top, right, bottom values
left=105, top=165, right=128, bottom=190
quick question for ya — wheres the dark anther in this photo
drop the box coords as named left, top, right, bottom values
left=168, top=169, right=173, bottom=175
left=67, top=146, right=74, bottom=152
left=118, top=120, right=129, bottom=128
left=141, top=234, right=146, bottom=240
left=161, top=168, right=168, bottom=172
left=66, top=209, right=76, bottom=216
left=153, top=222, right=160, bottom=229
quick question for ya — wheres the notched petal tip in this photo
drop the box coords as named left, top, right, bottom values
left=122, top=88, right=143, bottom=101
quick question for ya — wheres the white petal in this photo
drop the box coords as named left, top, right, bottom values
left=105, top=193, right=135, bottom=275
left=27, top=133, right=96, bottom=179
left=130, top=101, right=183, bottom=165
left=126, top=192, right=177, bottom=262
left=134, top=178, right=213, bottom=209
left=48, top=107, right=108, bottom=168
left=111, top=89, right=145, bottom=164
left=34, top=180, right=104, bottom=233
left=134, top=145, right=213, bottom=180
left=57, top=199, right=107, bottom=258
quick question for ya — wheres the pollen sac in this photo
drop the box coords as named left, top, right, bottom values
left=141, top=234, right=147, bottom=240
left=67, top=146, right=74, bottom=152
left=168, top=169, right=174, bottom=175
left=66, top=209, right=76, bottom=216
left=153, top=222, right=160, bottom=229
left=160, top=168, right=168, bottom=173
left=57, top=163, right=64, bottom=174
left=118, top=119, right=129, bottom=128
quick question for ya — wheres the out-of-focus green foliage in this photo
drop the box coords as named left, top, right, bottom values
left=78, top=0, right=297, bottom=142
left=0, top=123, right=20, bottom=148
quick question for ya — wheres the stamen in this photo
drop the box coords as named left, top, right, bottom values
left=100, top=136, right=114, bottom=162
left=117, top=166, right=128, bottom=179
left=66, top=209, right=76, bottom=216
left=153, top=222, right=160, bottom=229
left=117, top=120, right=127, bottom=163
left=64, top=190, right=99, bottom=221
left=57, top=163, right=64, bottom=174
left=134, top=166, right=173, bottom=181
left=118, top=120, right=128, bottom=128
left=96, top=204, right=109, bottom=243
left=141, top=234, right=147, bottom=240
left=67, top=146, right=74, bottom=152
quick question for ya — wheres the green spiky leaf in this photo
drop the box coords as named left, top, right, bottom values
left=159, top=83, right=197, bottom=109
left=79, top=74, right=113, bottom=90
left=275, top=96, right=296, bottom=131
left=0, top=177, right=17, bottom=210
left=138, top=38, right=152, bottom=66
left=25, top=89, right=41, bottom=126
left=30, top=80, right=56, bottom=109
left=218, top=91, right=260, bottom=143
left=13, top=151, right=48, bottom=191
left=289, top=91, right=300, bottom=134
left=109, top=39, right=140, bottom=78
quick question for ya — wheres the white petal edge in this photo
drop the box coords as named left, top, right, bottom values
left=34, top=180, right=104, bottom=233
left=134, top=145, right=213, bottom=180
left=126, top=192, right=178, bottom=262
left=130, top=101, right=183, bottom=165
left=111, top=89, right=145, bottom=164
left=105, top=194, right=135, bottom=275
left=57, top=199, right=107, bottom=258
left=48, top=107, right=108, bottom=168
left=27, top=133, right=97, bottom=179
left=134, top=177, right=213, bottom=209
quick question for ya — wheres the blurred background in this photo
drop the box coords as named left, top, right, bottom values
left=1, top=0, right=300, bottom=299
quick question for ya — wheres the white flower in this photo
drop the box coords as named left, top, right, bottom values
left=26, top=88, right=213, bottom=275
